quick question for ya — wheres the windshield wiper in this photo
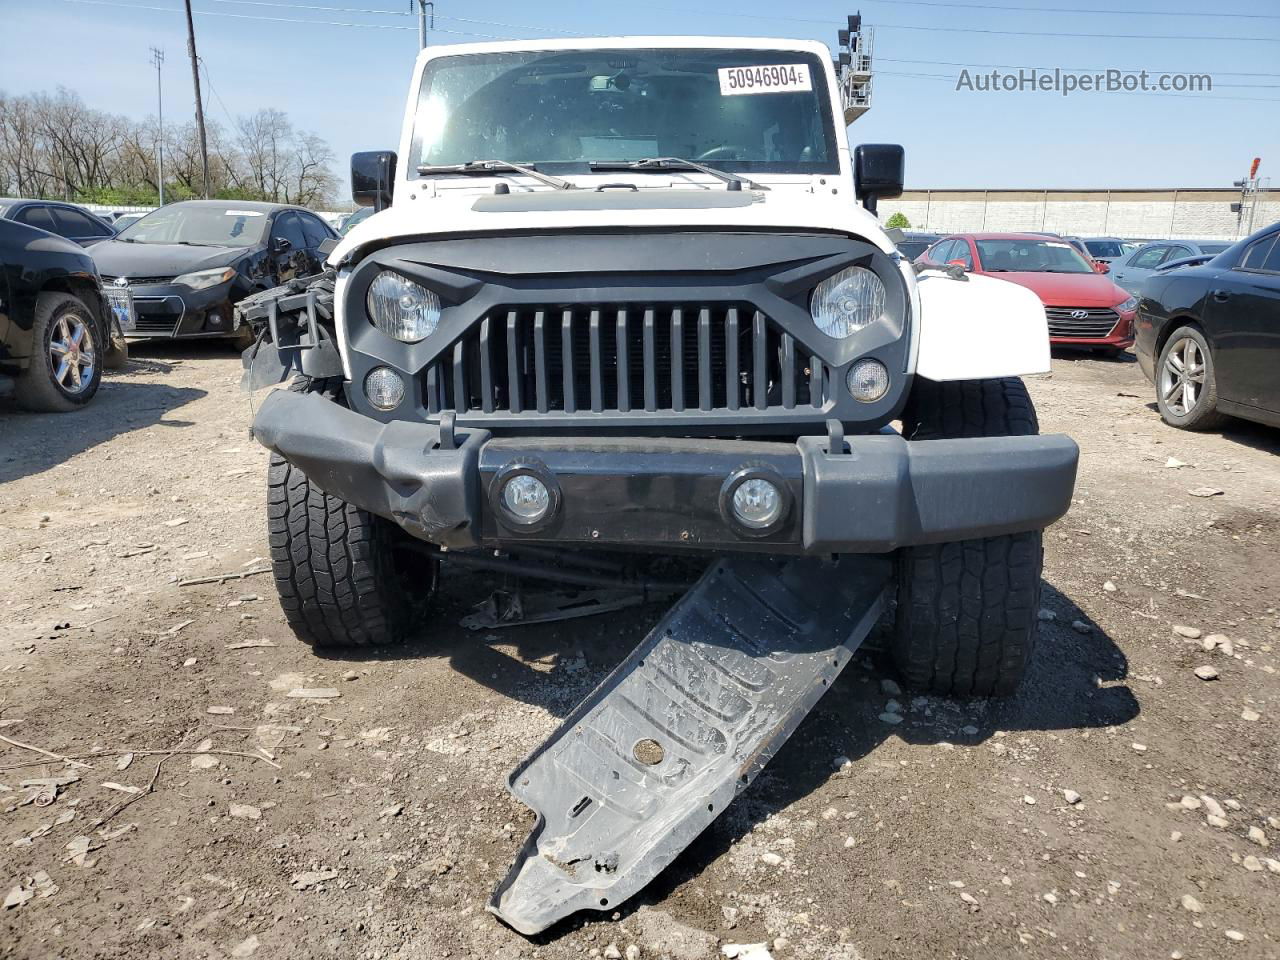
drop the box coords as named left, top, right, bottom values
left=589, top=157, right=767, bottom=191
left=417, top=159, right=575, bottom=190
left=173, top=240, right=219, bottom=247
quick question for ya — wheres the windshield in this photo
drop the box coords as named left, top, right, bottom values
left=411, top=48, right=839, bottom=176
left=1198, top=243, right=1230, bottom=254
left=1084, top=240, right=1127, bottom=258
left=975, top=238, right=1095, bottom=273
left=897, top=240, right=932, bottom=260
left=116, top=205, right=268, bottom=247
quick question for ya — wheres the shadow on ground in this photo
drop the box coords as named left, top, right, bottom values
left=0, top=367, right=206, bottom=484
left=313, top=560, right=1139, bottom=940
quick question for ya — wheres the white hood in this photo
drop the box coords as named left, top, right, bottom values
left=330, top=179, right=896, bottom=265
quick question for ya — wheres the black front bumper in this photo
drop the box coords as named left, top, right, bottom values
left=118, top=281, right=237, bottom=339
left=252, top=390, right=1079, bottom=554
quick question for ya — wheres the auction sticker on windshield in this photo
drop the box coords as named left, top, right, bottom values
left=718, top=64, right=812, bottom=95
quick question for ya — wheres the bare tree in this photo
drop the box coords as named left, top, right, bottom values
left=0, top=88, right=337, bottom=207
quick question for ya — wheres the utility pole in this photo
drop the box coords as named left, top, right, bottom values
left=416, top=0, right=433, bottom=50
left=183, top=0, right=211, bottom=198
left=150, top=47, right=166, bottom=206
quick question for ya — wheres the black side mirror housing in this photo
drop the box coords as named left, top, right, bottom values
left=352, top=150, right=397, bottom=211
left=853, top=144, right=905, bottom=216
left=274, top=237, right=292, bottom=253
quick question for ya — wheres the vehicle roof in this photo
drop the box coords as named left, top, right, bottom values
left=151, top=199, right=306, bottom=213
left=0, top=197, right=95, bottom=209
left=945, top=232, right=1075, bottom=241
left=418, top=35, right=834, bottom=65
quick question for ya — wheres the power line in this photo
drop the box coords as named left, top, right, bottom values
left=205, top=0, right=410, bottom=16
left=55, top=0, right=512, bottom=36
left=857, top=0, right=1280, bottom=21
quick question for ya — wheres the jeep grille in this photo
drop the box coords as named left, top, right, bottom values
left=422, top=304, right=828, bottom=417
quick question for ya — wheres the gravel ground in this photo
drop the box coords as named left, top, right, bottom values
left=1, top=345, right=1277, bottom=960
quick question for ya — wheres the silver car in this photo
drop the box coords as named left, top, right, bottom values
left=1111, top=239, right=1233, bottom=295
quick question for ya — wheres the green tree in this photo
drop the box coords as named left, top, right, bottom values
left=885, top=211, right=911, bottom=229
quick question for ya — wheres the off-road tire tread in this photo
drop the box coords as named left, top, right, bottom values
left=266, top=377, right=406, bottom=648
left=893, top=377, right=1044, bottom=697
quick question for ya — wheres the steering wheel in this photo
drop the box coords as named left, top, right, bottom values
left=696, top=145, right=762, bottom=162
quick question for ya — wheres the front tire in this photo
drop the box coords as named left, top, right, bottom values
left=1155, top=326, right=1228, bottom=431
left=14, top=292, right=103, bottom=412
left=266, top=378, right=434, bottom=648
left=891, top=378, right=1044, bottom=697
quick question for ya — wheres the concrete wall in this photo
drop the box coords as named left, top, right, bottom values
left=885, top=189, right=1279, bottom=240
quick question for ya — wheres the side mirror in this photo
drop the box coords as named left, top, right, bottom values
left=352, top=150, right=397, bottom=211
left=273, top=237, right=292, bottom=253
left=853, top=143, right=904, bottom=216
left=1094, top=261, right=1110, bottom=274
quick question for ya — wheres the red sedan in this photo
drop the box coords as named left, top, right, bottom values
left=916, top=233, right=1139, bottom=355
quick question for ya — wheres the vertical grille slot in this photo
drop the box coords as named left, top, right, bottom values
left=430, top=304, right=825, bottom=418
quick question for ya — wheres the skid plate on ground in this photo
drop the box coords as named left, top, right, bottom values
left=488, top=554, right=891, bottom=935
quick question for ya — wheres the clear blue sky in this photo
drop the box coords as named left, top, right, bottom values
left=5, top=0, right=1279, bottom=203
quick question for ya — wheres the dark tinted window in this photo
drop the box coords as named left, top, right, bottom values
left=950, top=238, right=973, bottom=269
left=1084, top=240, right=1126, bottom=258
left=1130, top=245, right=1168, bottom=269
left=298, top=214, right=332, bottom=248
left=1240, top=237, right=1275, bottom=271
left=14, top=204, right=58, bottom=233
left=1165, top=245, right=1192, bottom=261
left=271, top=212, right=307, bottom=250
left=1198, top=243, right=1230, bottom=254
left=1254, top=238, right=1274, bottom=273
left=53, top=206, right=109, bottom=237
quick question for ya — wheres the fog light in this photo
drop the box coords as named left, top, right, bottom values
left=365, top=367, right=405, bottom=410
left=502, top=475, right=551, bottom=524
left=732, top=478, right=783, bottom=530
left=846, top=359, right=889, bottom=403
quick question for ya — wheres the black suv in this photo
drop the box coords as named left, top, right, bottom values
left=0, top=219, right=124, bottom=411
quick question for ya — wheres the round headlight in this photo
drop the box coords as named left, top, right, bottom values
left=367, top=271, right=440, bottom=342
left=846, top=359, right=890, bottom=403
left=810, top=266, right=887, bottom=338
left=365, top=366, right=405, bottom=410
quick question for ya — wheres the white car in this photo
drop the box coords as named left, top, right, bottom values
left=241, top=34, right=1079, bottom=934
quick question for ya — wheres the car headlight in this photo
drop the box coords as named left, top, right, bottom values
left=174, top=266, right=236, bottom=290
left=810, top=266, right=887, bottom=338
left=367, top=270, right=440, bottom=342
left=1117, top=295, right=1139, bottom=313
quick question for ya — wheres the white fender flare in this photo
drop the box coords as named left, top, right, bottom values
left=912, top=271, right=1051, bottom=381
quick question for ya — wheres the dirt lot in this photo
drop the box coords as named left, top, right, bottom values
left=1, top=346, right=1277, bottom=960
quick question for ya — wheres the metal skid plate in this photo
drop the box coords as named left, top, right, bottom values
left=488, top=554, right=892, bottom=935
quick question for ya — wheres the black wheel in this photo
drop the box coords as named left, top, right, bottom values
left=891, top=378, right=1044, bottom=697
left=1155, top=326, right=1228, bottom=431
left=103, top=318, right=129, bottom=371
left=266, top=378, right=436, bottom=648
left=14, top=292, right=103, bottom=412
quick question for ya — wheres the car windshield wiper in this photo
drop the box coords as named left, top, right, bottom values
left=417, top=160, right=575, bottom=190
left=173, top=240, right=220, bottom=247
left=589, top=157, right=767, bottom=191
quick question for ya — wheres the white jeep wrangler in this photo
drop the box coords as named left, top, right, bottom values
left=242, top=35, right=1078, bottom=933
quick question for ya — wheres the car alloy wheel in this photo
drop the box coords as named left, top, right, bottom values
left=48, top=310, right=97, bottom=396
left=1159, top=335, right=1205, bottom=417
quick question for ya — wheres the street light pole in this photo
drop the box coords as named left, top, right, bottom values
left=150, top=46, right=166, bottom=206
left=184, top=0, right=211, bottom=199
left=416, top=0, right=433, bottom=50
